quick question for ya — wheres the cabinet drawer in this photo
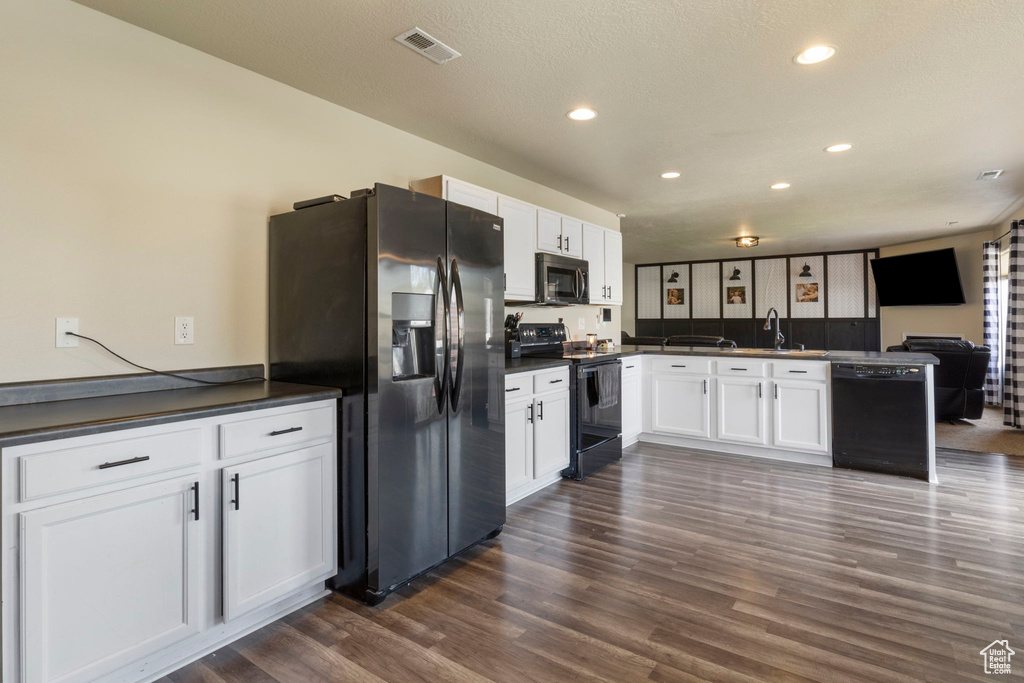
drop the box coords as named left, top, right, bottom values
left=715, top=360, right=768, bottom=377
left=20, top=428, right=201, bottom=502
left=534, top=368, right=570, bottom=393
left=219, top=406, right=333, bottom=459
left=651, top=357, right=712, bottom=375
left=621, top=356, right=642, bottom=374
left=504, top=373, right=533, bottom=397
left=771, top=361, right=828, bottom=381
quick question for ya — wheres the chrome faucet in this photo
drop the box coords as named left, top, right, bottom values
left=763, top=307, right=785, bottom=350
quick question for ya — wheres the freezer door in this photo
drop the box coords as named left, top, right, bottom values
left=369, top=184, right=449, bottom=592
left=446, top=202, right=507, bottom=557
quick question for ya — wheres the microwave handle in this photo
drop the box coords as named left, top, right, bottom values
left=577, top=267, right=587, bottom=300
left=572, top=268, right=579, bottom=300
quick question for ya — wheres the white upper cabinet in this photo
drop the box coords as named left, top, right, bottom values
left=604, top=230, right=623, bottom=305
left=561, top=217, right=583, bottom=258
left=583, top=223, right=606, bottom=302
left=536, top=209, right=564, bottom=254
left=445, top=178, right=498, bottom=214
left=497, top=196, right=537, bottom=301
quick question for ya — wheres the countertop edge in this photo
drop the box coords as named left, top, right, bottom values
left=0, top=386, right=343, bottom=449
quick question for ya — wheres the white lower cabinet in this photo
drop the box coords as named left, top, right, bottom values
left=645, top=356, right=830, bottom=463
left=4, top=400, right=338, bottom=683
left=715, top=377, right=768, bottom=445
left=651, top=374, right=711, bottom=439
left=533, top=390, right=570, bottom=478
left=505, top=367, right=570, bottom=505
left=20, top=476, right=201, bottom=683
left=620, top=360, right=642, bottom=446
left=772, top=379, right=830, bottom=453
left=223, top=443, right=335, bottom=622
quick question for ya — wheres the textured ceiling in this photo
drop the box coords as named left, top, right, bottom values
left=73, top=0, right=1024, bottom=263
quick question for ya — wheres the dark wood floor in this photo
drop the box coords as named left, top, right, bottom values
left=165, top=445, right=1024, bottom=682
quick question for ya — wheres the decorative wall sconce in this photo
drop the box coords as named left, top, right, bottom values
left=728, top=268, right=742, bottom=281
left=666, top=271, right=679, bottom=283
left=799, top=263, right=813, bottom=278
left=735, top=236, right=759, bottom=248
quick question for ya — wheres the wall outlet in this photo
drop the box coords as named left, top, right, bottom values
left=175, top=316, right=194, bottom=345
left=56, top=318, right=78, bottom=348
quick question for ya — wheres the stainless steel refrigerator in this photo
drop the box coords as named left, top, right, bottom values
left=268, top=183, right=505, bottom=604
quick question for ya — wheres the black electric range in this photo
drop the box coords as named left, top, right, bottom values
left=508, top=323, right=622, bottom=479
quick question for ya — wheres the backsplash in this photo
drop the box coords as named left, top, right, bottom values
left=503, top=304, right=620, bottom=344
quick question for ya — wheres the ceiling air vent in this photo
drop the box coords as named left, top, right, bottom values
left=395, top=28, right=461, bottom=65
left=977, top=169, right=1004, bottom=180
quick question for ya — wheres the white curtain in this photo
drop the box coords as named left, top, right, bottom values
left=983, top=240, right=1001, bottom=405
left=1003, top=220, right=1024, bottom=427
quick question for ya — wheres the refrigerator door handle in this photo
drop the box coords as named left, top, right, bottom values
left=449, top=258, right=466, bottom=412
left=434, top=257, right=450, bottom=414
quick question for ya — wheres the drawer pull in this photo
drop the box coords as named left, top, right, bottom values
left=671, top=364, right=687, bottom=368
left=191, top=481, right=200, bottom=521
left=625, top=365, right=635, bottom=369
left=506, top=387, right=521, bottom=393
left=549, top=379, right=563, bottom=384
left=230, top=473, right=240, bottom=510
left=788, top=370, right=808, bottom=374
left=269, top=426, right=303, bottom=437
left=730, top=368, right=748, bottom=371
left=98, top=455, right=150, bottom=470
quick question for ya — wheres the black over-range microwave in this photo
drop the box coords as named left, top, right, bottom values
left=535, top=253, right=590, bottom=306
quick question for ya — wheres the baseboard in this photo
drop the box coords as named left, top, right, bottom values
left=507, top=471, right=563, bottom=506
left=639, top=433, right=832, bottom=467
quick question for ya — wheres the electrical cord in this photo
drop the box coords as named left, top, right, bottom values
left=65, top=332, right=266, bottom=386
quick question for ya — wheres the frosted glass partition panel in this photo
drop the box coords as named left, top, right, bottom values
left=790, top=256, right=825, bottom=318
left=722, top=260, right=752, bottom=318
left=867, top=253, right=878, bottom=318
left=827, top=253, right=866, bottom=318
left=691, top=263, right=720, bottom=318
left=754, top=258, right=788, bottom=318
left=637, top=265, right=662, bottom=319
left=663, top=264, right=690, bottom=319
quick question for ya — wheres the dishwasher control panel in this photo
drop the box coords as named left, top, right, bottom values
left=850, top=365, right=921, bottom=376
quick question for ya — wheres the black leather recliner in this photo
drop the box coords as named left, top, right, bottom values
left=622, top=331, right=668, bottom=346
left=886, top=339, right=991, bottom=420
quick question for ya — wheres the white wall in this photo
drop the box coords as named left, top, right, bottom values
left=621, top=263, right=636, bottom=336
left=879, top=228, right=998, bottom=348
left=0, top=0, right=619, bottom=382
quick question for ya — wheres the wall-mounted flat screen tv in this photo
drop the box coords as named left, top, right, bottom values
left=869, top=248, right=966, bottom=306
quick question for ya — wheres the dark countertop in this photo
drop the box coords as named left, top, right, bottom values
left=609, top=345, right=940, bottom=365
left=0, top=379, right=343, bottom=449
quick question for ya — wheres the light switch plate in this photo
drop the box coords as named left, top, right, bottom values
left=56, top=318, right=78, bottom=348
left=578, top=317, right=586, bottom=331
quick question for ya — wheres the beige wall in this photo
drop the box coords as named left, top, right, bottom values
left=879, top=228, right=997, bottom=348
left=0, top=0, right=619, bottom=382
left=621, top=263, right=636, bottom=336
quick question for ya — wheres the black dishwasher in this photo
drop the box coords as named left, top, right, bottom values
left=832, top=364, right=929, bottom=480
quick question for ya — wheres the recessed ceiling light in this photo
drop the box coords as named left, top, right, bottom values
left=825, top=143, right=853, bottom=153
left=661, top=171, right=681, bottom=179
left=770, top=182, right=791, bottom=190
left=617, top=213, right=626, bottom=218
left=567, top=108, right=597, bottom=121
left=977, top=169, right=1004, bottom=180
left=794, top=45, right=836, bottom=65
left=946, top=221, right=959, bottom=226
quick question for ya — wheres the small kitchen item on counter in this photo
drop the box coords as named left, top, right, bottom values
left=586, top=333, right=598, bottom=350
left=597, top=339, right=615, bottom=351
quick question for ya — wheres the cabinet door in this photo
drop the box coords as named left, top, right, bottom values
left=651, top=374, right=711, bottom=438
left=583, top=223, right=606, bottom=301
left=561, top=217, right=583, bottom=258
left=497, top=196, right=537, bottom=301
left=536, top=209, right=563, bottom=254
left=716, top=377, right=768, bottom=445
left=533, top=391, right=570, bottom=477
left=621, top=370, right=642, bottom=440
left=772, top=380, right=829, bottom=453
left=223, top=444, right=335, bottom=622
left=446, top=178, right=498, bottom=214
left=21, top=476, right=201, bottom=683
left=505, top=397, right=534, bottom=493
left=604, top=230, right=623, bottom=305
